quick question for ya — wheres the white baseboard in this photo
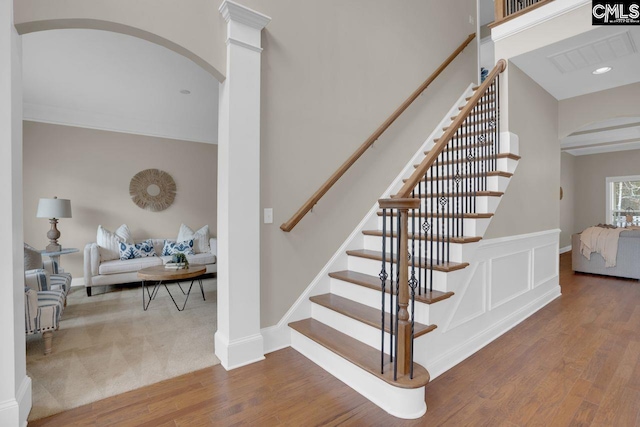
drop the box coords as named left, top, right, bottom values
left=560, top=245, right=572, bottom=254
left=215, top=331, right=265, bottom=370
left=0, top=376, right=31, bottom=427
left=71, top=277, right=84, bottom=288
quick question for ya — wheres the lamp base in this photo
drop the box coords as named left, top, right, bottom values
left=46, top=243, right=62, bottom=253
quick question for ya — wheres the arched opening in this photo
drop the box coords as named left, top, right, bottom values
left=18, top=24, right=223, bottom=422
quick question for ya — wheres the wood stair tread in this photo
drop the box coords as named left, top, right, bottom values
left=347, top=248, right=470, bottom=271
left=289, top=318, right=431, bottom=389
left=310, top=293, right=437, bottom=338
left=403, top=171, right=513, bottom=183
left=418, top=190, right=504, bottom=198
left=328, top=270, right=455, bottom=304
left=414, top=153, right=520, bottom=166
left=425, top=141, right=493, bottom=154
left=437, top=128, right=496, bottom=138
left=459, top=100, right=494, bottom=110
left=361, top=230, right=481, bottom=244
left=377, top=211, right=493, bottom=219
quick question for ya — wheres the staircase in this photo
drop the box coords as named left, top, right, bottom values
left=287, top=61, right=519, bottom=419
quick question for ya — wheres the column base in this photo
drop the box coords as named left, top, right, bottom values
left=215, top=331, right=265, bottom=370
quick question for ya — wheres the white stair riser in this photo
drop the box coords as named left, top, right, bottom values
left=347, top=256, right=455, bottom=292
left=418, top=158, right=517, bottom=176
left=403, top=176, right=510, bottom=194
left=329, top=278, right=432, bottom=324
left=425, top=136, right=516, bottom=155
left=363, top=235, right=467, bottom=263
left=311, top=303, right=394, bottom=355
left=290, top=331, right=427, bottom=419
left=419, top=196, right=500, bottom=213
left=373, top=218, right=492, bottom=240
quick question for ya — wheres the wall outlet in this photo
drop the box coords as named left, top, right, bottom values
left=264, top=208, right=273, bottom=224
left=469, top=15, right=475, bottom=25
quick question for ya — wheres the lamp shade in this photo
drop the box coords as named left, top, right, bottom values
left=36, top=197, right=72, bottom=219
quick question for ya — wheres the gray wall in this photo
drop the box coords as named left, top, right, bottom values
left=23, top=121, right=217, bottom=278
left=560, top=152, right=576, bottom=248
left=484, top=64, right=559, bottom=239
left=573, top=149, right=640, bottom=234
left=235, top=0, right=478, bottom=326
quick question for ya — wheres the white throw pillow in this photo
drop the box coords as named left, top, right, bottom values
left=177, top=224, right=210, bottom=254
left=97, top=224, right=133, bottom=261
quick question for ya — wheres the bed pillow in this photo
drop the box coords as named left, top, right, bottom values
left=162, top=239, right=194, bottom=256
left=176, top=224, right=210, bottom=254
left=97, top=224, right=133, bottom=261
left=118, top=240, right=157, bottom=260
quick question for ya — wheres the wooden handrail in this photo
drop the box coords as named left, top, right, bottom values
left=395, top=59, right=507, bottom=199
left=280, top=33, right=477, bottom=232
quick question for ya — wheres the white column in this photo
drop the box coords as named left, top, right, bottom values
left=0, top=0, right=30, bottom=425
left=215, top=0, right=270, bottom=370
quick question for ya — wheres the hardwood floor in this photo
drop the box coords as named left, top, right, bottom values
left=30, top=253, right=640, bottom=426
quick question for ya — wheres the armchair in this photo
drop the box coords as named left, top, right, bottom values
left=24, top=276, right=66, bottom=355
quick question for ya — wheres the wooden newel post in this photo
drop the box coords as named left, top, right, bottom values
left=378, top=197, right=420, bottom=377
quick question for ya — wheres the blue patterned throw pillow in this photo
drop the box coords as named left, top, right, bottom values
left=118, top=240, right=157, bottom=260
left=162, top=239, right=194, bottom=256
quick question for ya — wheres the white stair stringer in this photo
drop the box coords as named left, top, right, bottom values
left=290, top=330, right=427, bottom=420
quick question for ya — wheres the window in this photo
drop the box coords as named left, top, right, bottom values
left=606, top=175, right=640, bottom=226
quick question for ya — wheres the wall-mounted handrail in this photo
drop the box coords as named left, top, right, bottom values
left=280, top=33, right=477, bottom=232
left=395, top=59, right=506, bottom=198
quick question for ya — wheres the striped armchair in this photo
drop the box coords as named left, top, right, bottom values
left=24, top=287, right=65, bottom=355
left=24, top=243, right=71, bottom=354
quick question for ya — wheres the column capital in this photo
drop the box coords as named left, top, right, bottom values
left=219, top=0, right=271, bottom=30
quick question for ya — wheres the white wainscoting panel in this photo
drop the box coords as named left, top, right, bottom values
left=490, top=250, right=530, bottom=309
left=534, top=244, right=559, bottom=288
left=414, top=229, right=561, bottom=379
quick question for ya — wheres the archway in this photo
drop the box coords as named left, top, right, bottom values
left=1, top=2, right=269, bottom=424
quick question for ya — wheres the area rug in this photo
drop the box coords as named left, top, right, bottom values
left=26, top=278, right=220, bottom=421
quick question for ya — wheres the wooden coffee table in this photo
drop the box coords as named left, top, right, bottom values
left=138, top=264, right=207, bottom=311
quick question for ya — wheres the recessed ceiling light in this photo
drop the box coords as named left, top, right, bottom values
left=592, top=67, right=612, bottom=75
left=179, top=89, right=191, bottom=95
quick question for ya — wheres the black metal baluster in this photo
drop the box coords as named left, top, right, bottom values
left=380, top=208, right=387, bottom=374
left=389, top=208, right=395, bottom=366
left=394, top=213, right=401, bottom=381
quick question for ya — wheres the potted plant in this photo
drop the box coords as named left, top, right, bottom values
left=166, top=252, right=189, bottom=269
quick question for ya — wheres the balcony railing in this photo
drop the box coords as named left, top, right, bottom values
left=492, top=0, right=555, bottom=26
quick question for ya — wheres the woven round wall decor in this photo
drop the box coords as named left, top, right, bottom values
left=129, top=169, right=176, bottom=212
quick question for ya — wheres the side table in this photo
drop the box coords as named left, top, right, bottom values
left=40, top=248, right=79, bottom=271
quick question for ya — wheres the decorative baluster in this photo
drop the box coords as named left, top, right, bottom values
left=380, top=208, right=387, bottom=374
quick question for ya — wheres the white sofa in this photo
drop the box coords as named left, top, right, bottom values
left=84, top=238, right=217, bottom=296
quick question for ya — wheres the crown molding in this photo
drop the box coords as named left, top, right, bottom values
left=219, top=1, right=271, bottom=30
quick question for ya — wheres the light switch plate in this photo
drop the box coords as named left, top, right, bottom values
left=264, top=208, right=273, bottom=224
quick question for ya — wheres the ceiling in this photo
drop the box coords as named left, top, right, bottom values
left=507, top=26, right=640, bottom=156
left=22, top=29, right=219, bottom=144
left=510, top=26, right=640, bottom=101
